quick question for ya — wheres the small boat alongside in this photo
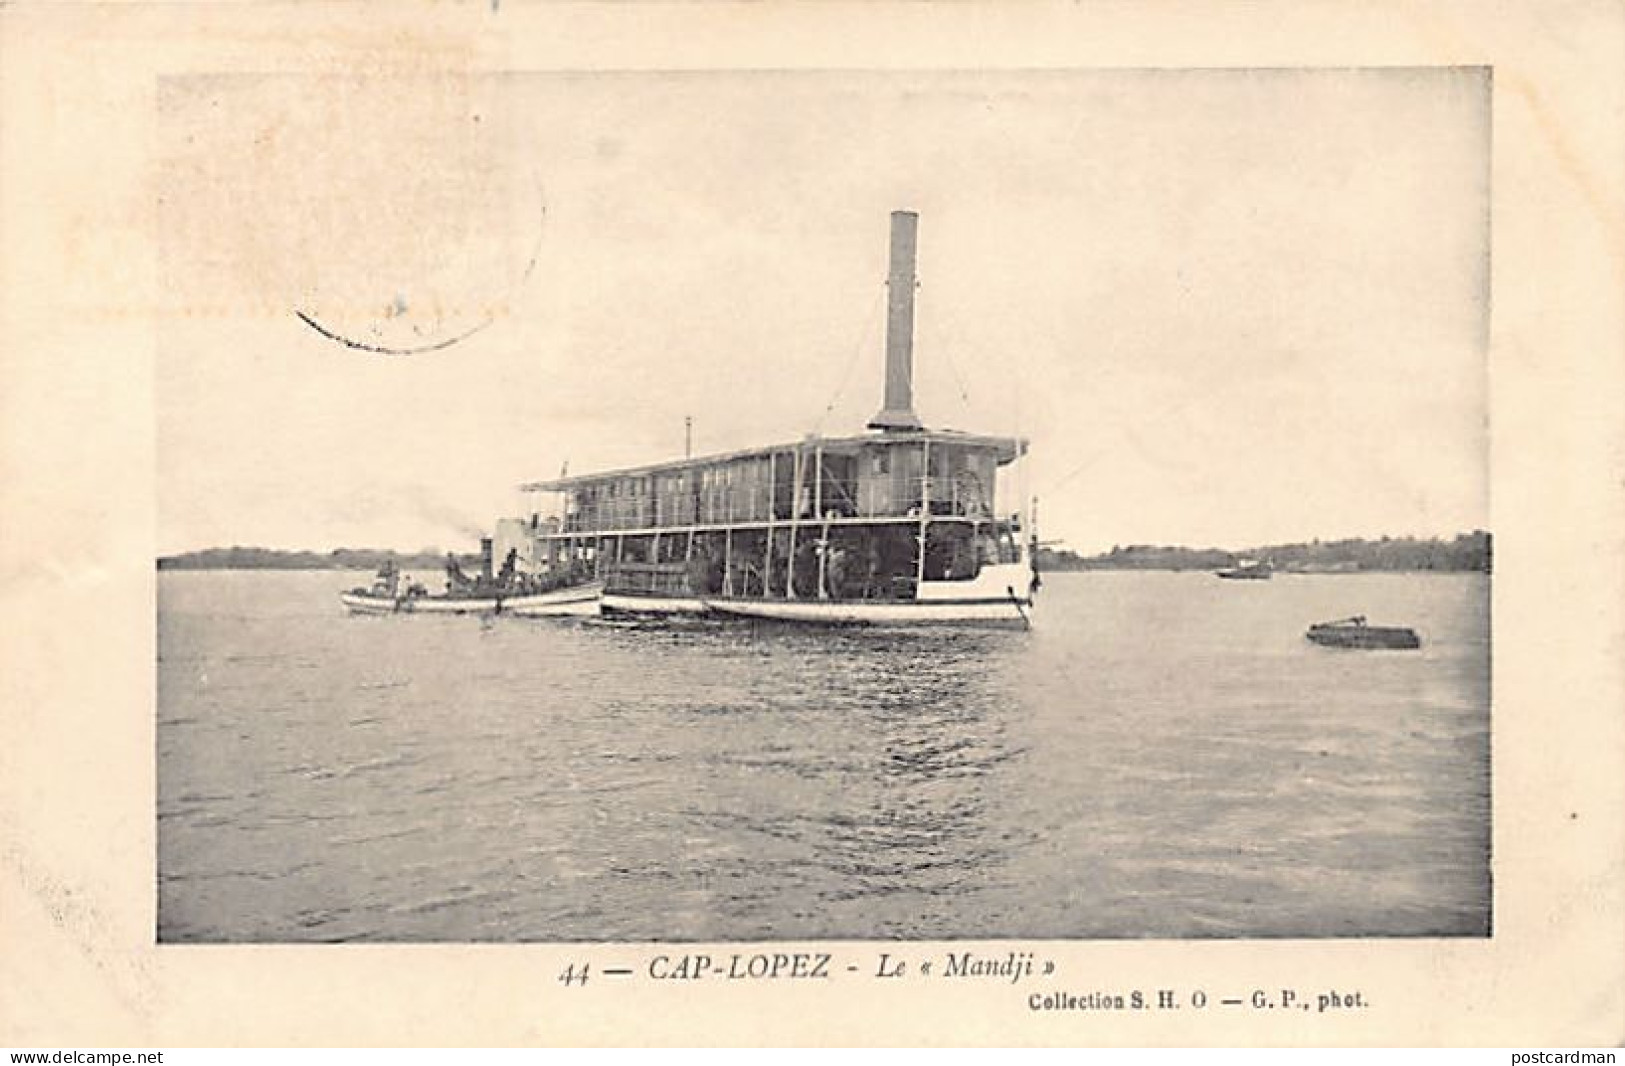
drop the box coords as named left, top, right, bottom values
left=340, top=585, right=602, bottom=616
left=1306, top=615, right=1420, bottom=650
left=1217, top=559, right=1272, bottom=580
left=341, top=561, right=431, bottom=613
left=340, top=549, right=601, bottom=617
left=339, top=587, right=416, bottom=614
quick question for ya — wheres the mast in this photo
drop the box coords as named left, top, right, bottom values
left=723, top=526, right=733, bottom=596
left=815, top=442, right=828, bottom=599
left=764, top=452, right=776, bottom=596
left=786, top=447, right=803, bottom=599
left=916, top=438, right=930, bottom=588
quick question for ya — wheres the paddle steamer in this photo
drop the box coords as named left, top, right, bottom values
left=495, top=211, right=1038, bottom=627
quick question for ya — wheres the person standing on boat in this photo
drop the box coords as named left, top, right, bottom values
left=373, top=560, right=400, bottom=598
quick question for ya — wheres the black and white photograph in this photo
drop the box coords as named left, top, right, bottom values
left=4, top=0, right=1623, bottom=1050
left=154, top=67, right=1491, bottom=943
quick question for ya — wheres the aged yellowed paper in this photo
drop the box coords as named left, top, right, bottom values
left=1, top=0, right=1622, bottom=1047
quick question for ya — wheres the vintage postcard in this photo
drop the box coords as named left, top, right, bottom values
left=1, top=0, right=1621, bottom=1048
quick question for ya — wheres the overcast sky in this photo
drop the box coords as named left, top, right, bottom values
left=157, top=67, right=1488, bottom=555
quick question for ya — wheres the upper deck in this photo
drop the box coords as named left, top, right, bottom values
left=521, top=429, right=1026, bottom=537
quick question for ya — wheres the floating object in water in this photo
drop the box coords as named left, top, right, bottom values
left=1305, top=615, right=1420, bottom=650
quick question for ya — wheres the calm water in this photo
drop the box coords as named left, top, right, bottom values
left=157, top=569, right=1490, bottom=942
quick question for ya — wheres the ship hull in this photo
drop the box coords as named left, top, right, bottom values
left=702, top=594, right=1031, bottom=628
left=407, top=595, right=500, bottom=614
left=506, top=582, right=604, bottom=617
left=602, top=591, right=711, bottom=617
left=341, top=591, right=501, bottom=614
left=339, top=591, right=403, bottom=614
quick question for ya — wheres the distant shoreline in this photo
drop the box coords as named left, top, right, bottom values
left=1038, top=531, right=1491, bottom=574
left=157, top=547, right=477, bottom=572
left=158, top=532, right=1491, bottom=574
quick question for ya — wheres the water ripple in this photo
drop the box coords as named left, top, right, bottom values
left=157, top=569, right=1492, bottom=942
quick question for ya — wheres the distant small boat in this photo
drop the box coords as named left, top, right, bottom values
left=1217, top=560, right=1272, bottom=580
left=1306, top=615, right=1420, bottom=650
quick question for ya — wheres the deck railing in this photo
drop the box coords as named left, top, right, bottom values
left=559, top=474, right=992, bottom=534
left=604, top=560, right=691, bottom=595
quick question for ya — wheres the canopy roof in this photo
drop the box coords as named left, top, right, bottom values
left=520, top=429, right=1027, bottom=492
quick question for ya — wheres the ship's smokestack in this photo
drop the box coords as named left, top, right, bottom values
left=479, top=537, right=494, bottom=582
left=868, top=210, right=924, bottom=432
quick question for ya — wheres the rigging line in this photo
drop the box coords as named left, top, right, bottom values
left=813, top=281, right=887, bottom=435
left=931, top=294, right=975, bottom=409
left=1040, top=395, right=1199, bottom=498
left=939, top=337, right=974, bottom=408
left=1038, top=360, right=1263, bottom=498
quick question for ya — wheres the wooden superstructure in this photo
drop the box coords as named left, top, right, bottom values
left=513, top=428, right=1027, bottom=607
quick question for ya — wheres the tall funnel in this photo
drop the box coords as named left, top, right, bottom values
left=868, top=210, right=924, bottom=432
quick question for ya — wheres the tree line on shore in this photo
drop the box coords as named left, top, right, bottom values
left=1036, top=531, right=1492, bottom=573
left=157, top=546, right=478, bottom=571
left=159, top=530, right=1493, bottom=574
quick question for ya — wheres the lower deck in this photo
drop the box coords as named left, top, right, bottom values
left=520, top=515, right=1029, bottom=605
